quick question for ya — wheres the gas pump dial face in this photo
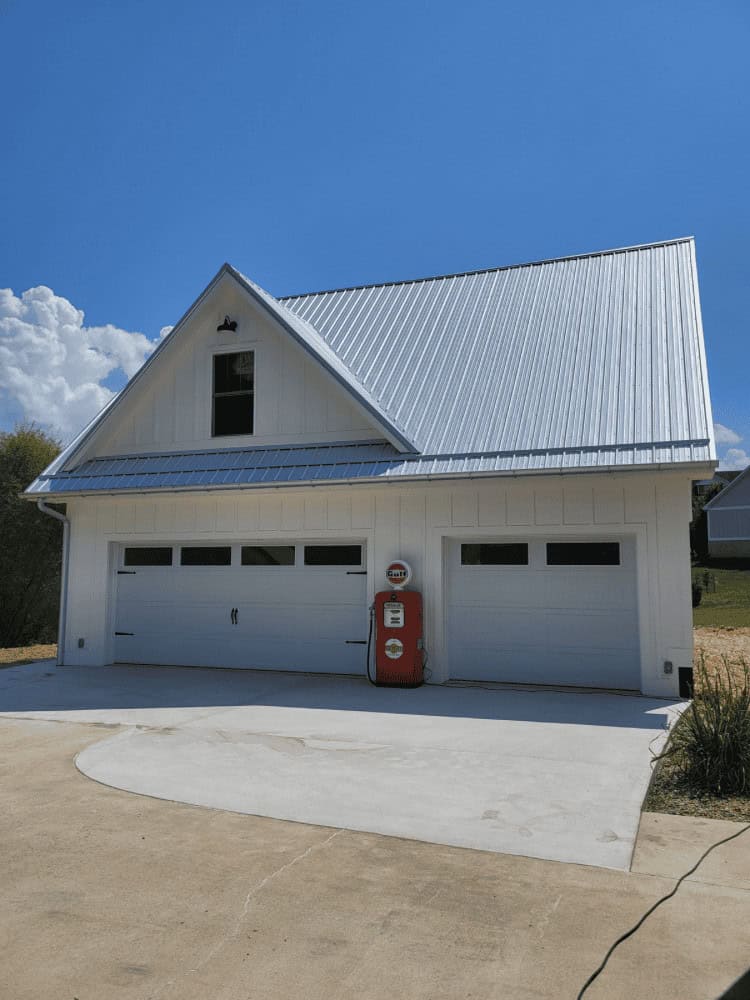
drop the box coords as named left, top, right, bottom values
left=384, top=638, right=404, bottom=659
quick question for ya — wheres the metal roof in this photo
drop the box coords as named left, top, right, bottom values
left=27, top=438, right=713, bottom=496
left=281, top=238, right=714, bottom=460
left=229, top=267, right=415, bottom=451
left=26, top=237, right=715, bottom=498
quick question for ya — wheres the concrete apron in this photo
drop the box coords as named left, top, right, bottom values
left=0, top=661, right=684, bottom=870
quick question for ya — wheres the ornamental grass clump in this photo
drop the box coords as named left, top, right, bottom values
left=658, top=656, right=750, bottom=796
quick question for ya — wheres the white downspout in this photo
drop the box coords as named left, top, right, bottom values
left=36, top=500, right=70, bottom=667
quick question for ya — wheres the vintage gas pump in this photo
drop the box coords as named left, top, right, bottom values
left=367, top=559, right=425, bottom=687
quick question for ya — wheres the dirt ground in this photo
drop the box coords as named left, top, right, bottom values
left=0, top=643, right=56, bottom=667
left=693, top=627, right=750, bottom=683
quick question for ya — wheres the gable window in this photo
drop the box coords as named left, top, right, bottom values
left=212, top=351, right=254, bottom=436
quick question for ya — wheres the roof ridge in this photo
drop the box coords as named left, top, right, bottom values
left=278, top=236, right=695, bottom=301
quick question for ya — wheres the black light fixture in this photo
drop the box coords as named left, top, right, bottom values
left=217, top=315, right=238, bottom=332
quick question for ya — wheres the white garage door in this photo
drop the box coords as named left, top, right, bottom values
left=114, top=541, right=368, bottom=673
left=446, top=537, right=640, bottom=689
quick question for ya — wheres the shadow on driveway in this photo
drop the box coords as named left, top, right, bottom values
left=0, top=659, right=677, bottom=730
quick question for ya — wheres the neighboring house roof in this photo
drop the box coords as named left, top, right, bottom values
left=26, top=237, right=716, bottom=497
left=695, top=470, right=742, bottom=491
left=705, top=464, right=750, bottom=510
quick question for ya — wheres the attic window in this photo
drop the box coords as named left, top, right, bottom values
left=212, top=351, right=254, bottom=436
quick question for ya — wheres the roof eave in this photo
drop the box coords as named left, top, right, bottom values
left=22, top=458, right=717, bottom=502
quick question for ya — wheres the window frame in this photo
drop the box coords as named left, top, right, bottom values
left=211, top=348, right=255, bottom=438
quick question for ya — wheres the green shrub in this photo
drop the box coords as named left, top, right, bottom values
left=656, top=657, right=750, bottom=796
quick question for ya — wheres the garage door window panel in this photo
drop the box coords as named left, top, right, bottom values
left=241, top=546, right=295, bottom=566
left=304, top=545, right=363, bottom=566
left=124, top=547, right=173, bottom=567
left=546, top=542, right=620, bottom=566
left=461, top=543, right=528, bottom=565
left=180, top=546, right=232, bottom=566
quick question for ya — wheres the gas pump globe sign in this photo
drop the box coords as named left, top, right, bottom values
left=385, top=559, right=412, bottom=589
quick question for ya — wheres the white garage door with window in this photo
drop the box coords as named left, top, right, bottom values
left=446, top=537, right=640, bottom=690
left=114, top=542, right=368, bottom=672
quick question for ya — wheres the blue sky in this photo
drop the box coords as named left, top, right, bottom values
left=1, top=0, right=748, bottom=465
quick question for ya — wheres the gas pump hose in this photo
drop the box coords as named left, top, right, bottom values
left=365, top=604, right=377, bottom=686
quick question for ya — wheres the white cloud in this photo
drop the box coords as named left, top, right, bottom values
left=714, top=422, right=742, bottom=445
left=0, top=285, right=159, bottom=441
left=721, top=448, right=750, bottom=471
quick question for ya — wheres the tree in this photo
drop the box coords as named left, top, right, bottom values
left=0, top=426, right=62, bottom=647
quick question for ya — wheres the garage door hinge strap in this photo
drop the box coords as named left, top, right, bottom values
left=346, top=571, right=367, bottom=575
left=345, top=640, right=367, bottom=644
left=117, top=570, right=136, bottom=575
left=114, top=631, right=134, bottom=636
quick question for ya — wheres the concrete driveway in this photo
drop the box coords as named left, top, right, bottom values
left=0, top=661, right=682, bottom=870
left=5, top=717, right=750, bottom=1000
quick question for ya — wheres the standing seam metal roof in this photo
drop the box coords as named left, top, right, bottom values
left=279, top=238, right=713, bottom=460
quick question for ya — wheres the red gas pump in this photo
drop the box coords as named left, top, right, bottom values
left=367, top=559, right=425, bottom=687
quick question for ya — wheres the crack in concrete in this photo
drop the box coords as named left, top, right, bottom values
left=147, top=827, right=345, bottom=999
left=536, top=893, right=563, bottom=939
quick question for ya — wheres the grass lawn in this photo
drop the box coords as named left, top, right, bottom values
left=0, top=644, right=57, bottom=667
left=692, top=562, right=750, bottom=628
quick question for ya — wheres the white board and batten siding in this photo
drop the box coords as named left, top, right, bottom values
left=62, top=470, right=694, bottom=697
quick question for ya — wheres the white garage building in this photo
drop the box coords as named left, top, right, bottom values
left=26, top=238, right=715, bottom=697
